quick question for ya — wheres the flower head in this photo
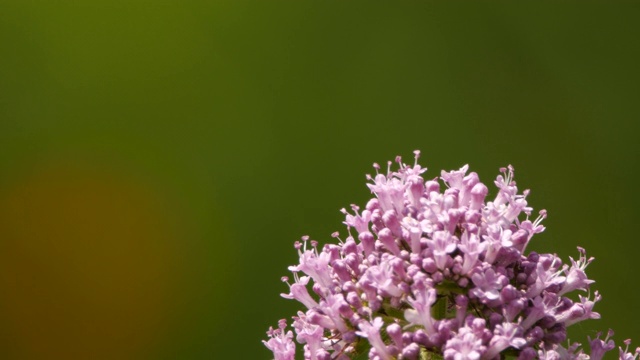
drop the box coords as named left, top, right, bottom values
left=263, top=152, right=634, bottom=360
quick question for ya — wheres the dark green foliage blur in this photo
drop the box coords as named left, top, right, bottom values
left=0, top=1, right=638, bottom=359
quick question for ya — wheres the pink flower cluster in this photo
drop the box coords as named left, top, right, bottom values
left=264, top=152, right=637, bottom=360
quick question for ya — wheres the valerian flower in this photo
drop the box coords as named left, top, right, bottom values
left=263, top=151, right=637, bottom=360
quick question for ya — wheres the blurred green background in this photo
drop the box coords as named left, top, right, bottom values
left=0, top=1, right=638, bottom=359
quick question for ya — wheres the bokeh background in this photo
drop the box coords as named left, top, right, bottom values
left=1, top=1, right=638, bottom=359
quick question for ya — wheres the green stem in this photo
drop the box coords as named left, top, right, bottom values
left=420, top=347, right=444, bottom=360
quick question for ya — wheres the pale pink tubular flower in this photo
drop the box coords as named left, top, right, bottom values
left=263, top=319, right=296, bottom=360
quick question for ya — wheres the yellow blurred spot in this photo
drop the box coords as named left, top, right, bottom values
left=0, top=162, right=178, bottom=359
